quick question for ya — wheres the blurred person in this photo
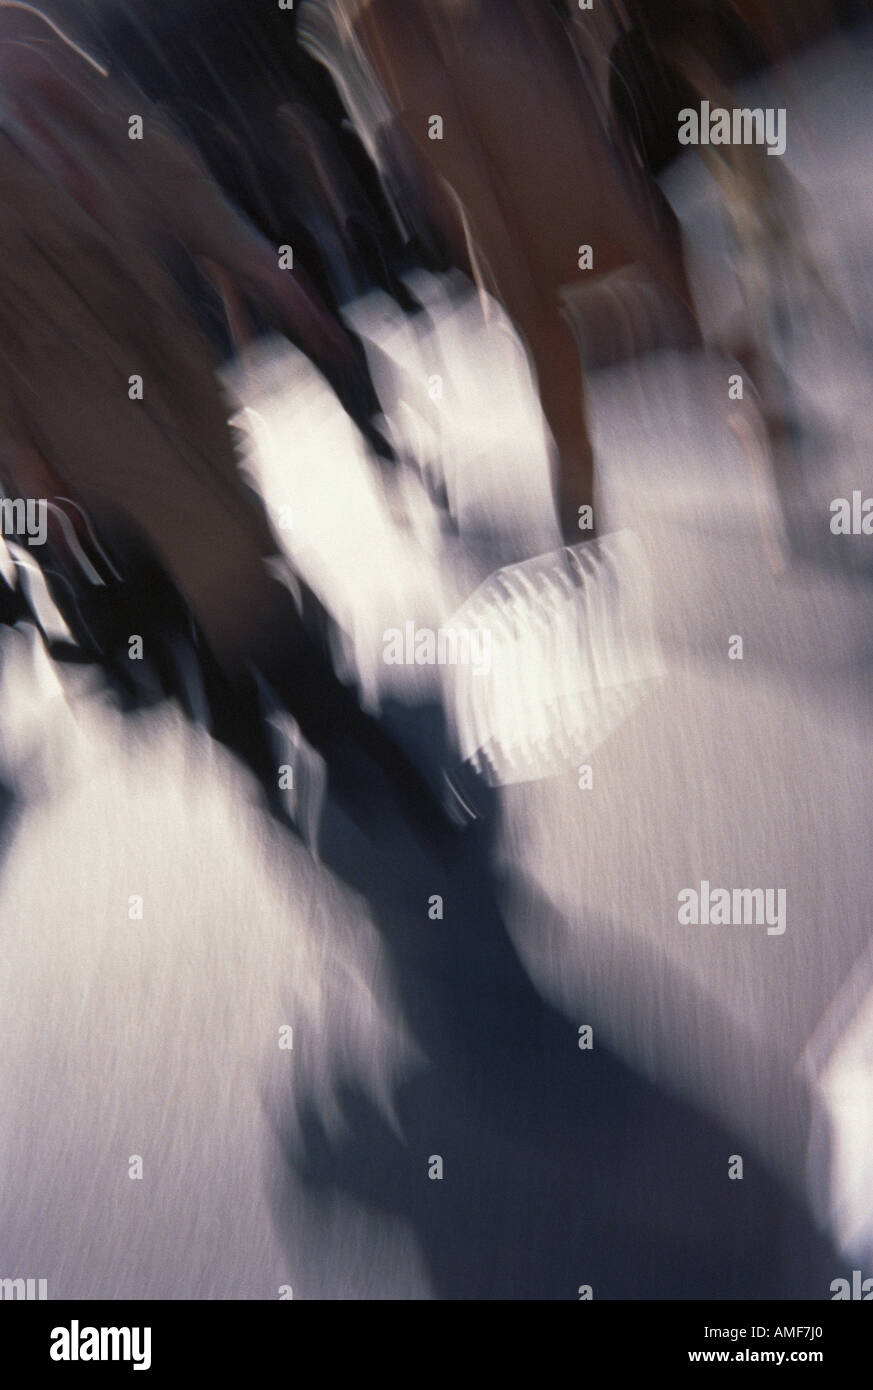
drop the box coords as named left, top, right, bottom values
left=0, top=2, right=460, bottom=848
left=275, top=98, right=422, bottom=311
left=304, top=0, right=698, bottom=541
left=612, top=0, right=856, bottom=486
left=97, top=0, right=422, bottom=335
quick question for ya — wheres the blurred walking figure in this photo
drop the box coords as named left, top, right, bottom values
left=0, top=2, right=455, bottom=846
left=304, top=0, right=697, bottom=540
left=611, top=0, right=857, bottom=490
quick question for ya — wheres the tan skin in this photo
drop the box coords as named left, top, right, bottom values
left=350, top=0, right=697, bottom=540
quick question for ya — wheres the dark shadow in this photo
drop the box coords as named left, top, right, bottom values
left=267, top=741, right=839, bottom=1299
left=0, top=778, right=18, bottom=884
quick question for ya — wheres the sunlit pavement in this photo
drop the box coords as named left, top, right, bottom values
left=0, top=27, right=872, bottom=1298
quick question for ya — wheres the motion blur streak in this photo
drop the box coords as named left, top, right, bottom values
left=0, top=1, right=871, bottom=1298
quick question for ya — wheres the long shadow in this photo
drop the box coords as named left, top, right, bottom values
left=268, top=720, right=840, bottom=1300
left=0, top=778, right=17, bottom=883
